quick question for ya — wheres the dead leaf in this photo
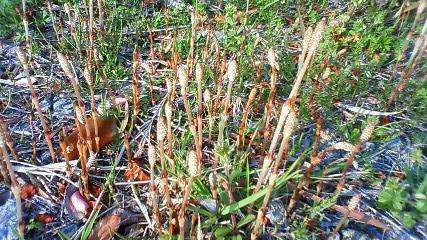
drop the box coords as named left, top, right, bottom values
left=88, top=214, right=121, bottom=240
left=284, top=16, right=294, bottom=24
left=124, top=159, right=150, bottom=182
left=36, top=213, right=54, bottom=224
left=89, top=184, right=103, bottom=197
left=21, top=184, right=36, bottom=200
left=60, top=117, right=116, bottom=160
left=64, top=186, right=90, bottom=220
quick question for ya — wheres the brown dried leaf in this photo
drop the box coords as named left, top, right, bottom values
left=36, top=213, right=54, bottom=224
left=60, top=117, right=116, bottom=160
left=88, top=214, right=121, bottom=240
left=124, top=159, right=150, bottom=182
left=21, top=184, right=36, bottom=200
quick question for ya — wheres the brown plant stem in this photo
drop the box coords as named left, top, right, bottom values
left=157, top=117, right=174, bottom=232
left=16, top=47, right=56, bottom=162
left=237, top=87, right=258, bottom=151
left=21, top=0, right=30, bottom=46
left=47, top=2, right=61, bottom=43
left=171, top=33, right=179, bottom=102
left=196, top=63, right=204, bottom=147
left=331, top=194, right=361, bottom=237
left=0, top=129, right=25, bottom=236
left=58, top=53, right=94, bottom=154
left=253, top=19, right=325, bottom=196
left=186, top=12, right=197, bottom=72
left=146, top=25, right=156, bottom=105
left=214, top=59, right=227, bottom=113
left=88, top=0, right=95, bottom=47
left=287, top=115, right=322, bottom=212
left=179, top=176, right=194, bottom=240
left=0, top=119, right=19, bottom=162
left=84, top=64, right=100, bottom=151
left=76, top=138, right=90, bottom=199
left=337, top=119, right=378, bottom=192
left=0, top=150, right=11, bottom=187
left=93, top=48, right=117, bottom=108
left=164, top=100, right=175, bottom=168
left=299, top=187, right=388, bottom=230
left=179, top=150, right=199, bottom=239
left=178, top=66, right=202, bottom=159
left=97, top=0, right=105, bottom=38
left=148, top=144, right=162, bottom=234
left=262, top=48, right=279, bottom=149
left=28, top=113, right=38, bottom=164
left=132, top=47, right=140, bottom=120
left=59, top=129, right=72, bottom=178
left=251, top=106, right=296, bottom=239
left=64, top=3, right=80, bottom=52
left=386, top=19, right=427, bottom=110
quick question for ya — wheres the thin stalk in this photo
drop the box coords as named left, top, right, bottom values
left=97, top=0, right=105, bottom=38
left=186, top=12, right=197, bottom=72
left=16, top=47, right=56, bottom=162
left=76, top=138, right=90, bottom=198
left=171, top=33, right=178, bottom=102
left=21, top=0, right=30, bottom=46
left=238, top=87, right=258, bottom=151
left=47, top=2, right=61, bottom=43
left=251, top=106, right=296, bottom=239
left=58, top=53, right=94, bottom=154
left=336, top=119, right=378, bottom=192
left=93, top=48, right=117, bottom=108
left=196, top=63, right=203, bottom=147
left=331, top=194, right=361, bottom=237
left=203, top=90, right=213, bottom=141
left=179, top=150, right=199, bottom=240
left=214, top=59, right=227, bottom=113
left=0, top=129, right=25, bottom=236
left=0, top=150, right=10, bottom=187
left=262, top=48, right=279, bottom=149
left=84, top=64, right=99, bottom=151
left=164, top=101, right=175, bottom=169
left=28, top=113, right=37, bottom=164
left=386, top=19, right=427, bottom=110
left=132, top=47, right=140, bottom=120
left=88, top=0, right=94, bottom=47
left=218, top=60, right=237, bottom=143
left=253, top=19, right=325, bottom=196
left=178, top=66, right=201, bottom=159
left=148, top=144, right=162, bottom=234
left=0, top=119, right=19, bottom=162
left=287, top=115, right=322, bottom=212
left=64, top=3, right=80, bottom=52
left=147, top=25, right=156, bottom=105
left=157, top=117, right=174, bottom=231
left=59, top=129, right=72, bottom=178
